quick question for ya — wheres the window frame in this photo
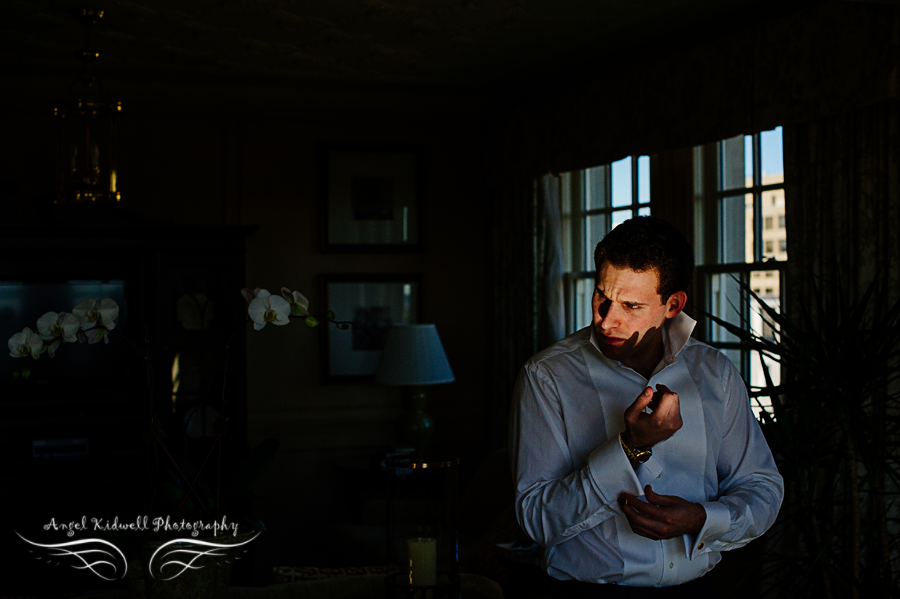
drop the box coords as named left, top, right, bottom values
left=694, top=130, right=787, bottom=382
left=561, top=156, right=652, bottom=335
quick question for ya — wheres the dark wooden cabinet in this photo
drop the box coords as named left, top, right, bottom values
left=0, top=222, right=254, bottom=593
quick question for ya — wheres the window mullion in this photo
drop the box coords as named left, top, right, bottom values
left=752, top=134, right=763, bottom=262
left=632, top=155, right=639, bottom=217
left=575, top=172, right=586, bottom=272
left=715, top=182, right=783, bottom=197
left=741, top=269, right=751, bottom=377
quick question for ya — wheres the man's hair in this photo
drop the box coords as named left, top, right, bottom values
left=593, top=216, right=694, bottom=301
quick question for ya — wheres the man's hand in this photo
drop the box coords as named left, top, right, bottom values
left=623, top=384, right=682, bottom=449
left=618, top=485, right=707, bottom=540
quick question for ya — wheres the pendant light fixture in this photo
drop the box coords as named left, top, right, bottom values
left=54, top=8, right=121, bottom=205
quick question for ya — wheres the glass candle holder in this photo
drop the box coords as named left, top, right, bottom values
left=385, top=455, right=459, bottom=599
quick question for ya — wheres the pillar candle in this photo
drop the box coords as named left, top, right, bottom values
left=407, top=537, right=437, bottom=587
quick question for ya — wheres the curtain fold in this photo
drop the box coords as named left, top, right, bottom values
left=538, top=175, right=565, bottom=348
left=490, top=179, right=538, bottom=448
left=490, top=1, right=899, bottom=183
left=779, top=97, right=900, bottom=599
left=490, top=176, right=566, bottom=448
left=784, top=99, right=900, bottom=309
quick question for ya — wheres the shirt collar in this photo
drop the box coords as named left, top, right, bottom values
left=588, top=311, right=697, bottom=371
left=662, top=311, right=697, bottom=363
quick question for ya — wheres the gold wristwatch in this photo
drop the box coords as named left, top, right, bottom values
left=620, top=433, right=652, bottom=466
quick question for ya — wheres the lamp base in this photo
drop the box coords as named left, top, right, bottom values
left=398, top=386, right=433, bottom=452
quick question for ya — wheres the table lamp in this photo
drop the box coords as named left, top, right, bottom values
left=375, top=324, right=454, bottom=451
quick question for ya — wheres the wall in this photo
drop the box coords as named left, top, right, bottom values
left=0, top=83, right=495, bottom=574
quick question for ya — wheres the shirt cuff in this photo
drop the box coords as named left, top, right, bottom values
left=684, top=501, right=731, bottom=560
left=586, top=435, right=643, bottom=506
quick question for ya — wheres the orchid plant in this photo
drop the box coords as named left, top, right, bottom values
left=8, top=297, right=120, bottom=363
left=8, top=287, right=348, bottom=366
left=6, top=286, right=350, bottom=529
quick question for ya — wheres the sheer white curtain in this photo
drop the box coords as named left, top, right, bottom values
left=539, top=175, right=565, bottom=346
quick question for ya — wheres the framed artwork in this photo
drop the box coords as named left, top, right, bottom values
left=321, top=274, right=422, bottom=382
left=320, top=144, right=422, bottom=252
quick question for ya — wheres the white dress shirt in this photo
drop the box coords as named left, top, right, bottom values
left=509, top=312, right=784, bottom=587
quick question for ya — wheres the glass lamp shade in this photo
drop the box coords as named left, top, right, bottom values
left=385, top=456, right=460, bottom=599
left=375, top=324, right=454, bottom=386
left=54, top=95, right=121, bottom=205
left=53, top=9, right=122, bottom=205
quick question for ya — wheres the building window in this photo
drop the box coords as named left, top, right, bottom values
left=694, top=126, right=786, bottom=419
left=560, top=156, right=651, bottom=335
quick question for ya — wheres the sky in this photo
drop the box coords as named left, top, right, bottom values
left=746, top=126, right=784, bottom=179
left=608, top=125, right=784, bottom=207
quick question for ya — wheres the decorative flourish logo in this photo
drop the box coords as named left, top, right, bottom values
left=148, top=532, right=261, bottom=580
left=17, top=515, right=259, bottom=582
left=16, top=532, right=128, bottom=581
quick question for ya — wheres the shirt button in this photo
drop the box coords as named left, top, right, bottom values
left=669, top=562, right=674, bottom=569
left=697, top=542, right=704, bottom=550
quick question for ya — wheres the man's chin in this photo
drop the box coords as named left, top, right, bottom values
left=598, top=342, right=630, bottom=361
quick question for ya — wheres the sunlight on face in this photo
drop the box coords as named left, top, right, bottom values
left=592, top=264, right=682, bottom=373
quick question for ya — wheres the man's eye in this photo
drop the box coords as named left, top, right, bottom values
left=625, top=304, right=640, bottom=310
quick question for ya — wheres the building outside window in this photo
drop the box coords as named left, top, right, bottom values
left=558, top=156, right=652, bottom=335
left=694, top=126, right=786, bottom=419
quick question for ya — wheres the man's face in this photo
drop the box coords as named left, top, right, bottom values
left=592, top=263, right=683, bottom=368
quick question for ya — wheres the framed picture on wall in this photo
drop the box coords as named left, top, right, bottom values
left=320, top=144, right=422, bottom=252
left=321, top=274, right=422, bottom=382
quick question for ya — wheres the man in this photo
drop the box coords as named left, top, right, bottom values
left=509, top=216, right=783, bottom=597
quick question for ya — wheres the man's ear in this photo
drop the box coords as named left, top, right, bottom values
left=665, top=291, right=687, bottom=319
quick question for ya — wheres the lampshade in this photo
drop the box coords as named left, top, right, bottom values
left=375, top=324, right=454, bottom=386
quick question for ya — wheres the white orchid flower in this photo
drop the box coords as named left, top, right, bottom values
left=83, top=327, right=111, bottom=345
left=72, top=298, right=119, bottom=331
left=241, top=288, right=264, bottom=305
left=281, top=287, right=310, bottom=317
left=37, top=311, right=80, bottom=342
left=8, top=327, right=44, bottom=359
left=36, top=311, right=79, bottom=356
left=247, top=289, right=290, bottom=330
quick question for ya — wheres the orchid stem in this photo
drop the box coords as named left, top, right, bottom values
left=109, top=327, right=155, bottom=421
left=175, top=432, right=223, bottom=513
left=156, top=438, right=209, bottom=514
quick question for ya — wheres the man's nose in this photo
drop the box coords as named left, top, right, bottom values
left=598, top=302, right=619, bottom=330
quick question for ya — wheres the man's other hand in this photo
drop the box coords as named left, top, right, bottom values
left=618, top=485, right=707, bottom=540
left=623, top=384, right=682, bottom=449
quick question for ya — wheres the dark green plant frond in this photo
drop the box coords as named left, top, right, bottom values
left=699, top=273, right=900, bottom=598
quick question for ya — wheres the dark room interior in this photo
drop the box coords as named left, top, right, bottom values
left=1, top=1, right=898, bottom=598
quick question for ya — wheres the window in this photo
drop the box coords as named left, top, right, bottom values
left=560, top=155, right=652, bottom=335
left=694, top=126, right=786, bottom=419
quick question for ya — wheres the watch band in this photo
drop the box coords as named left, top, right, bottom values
left=620, top=433, right=652, bottom=466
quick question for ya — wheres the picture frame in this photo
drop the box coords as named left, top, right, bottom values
left=320, top=144, right=422, bottom=253
left=321, top=274, right=422, bottom=382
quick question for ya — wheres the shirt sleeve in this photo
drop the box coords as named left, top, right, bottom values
left=509, top=364, right=643, bottom=548
left=687, top=354, right=785, bottom=559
